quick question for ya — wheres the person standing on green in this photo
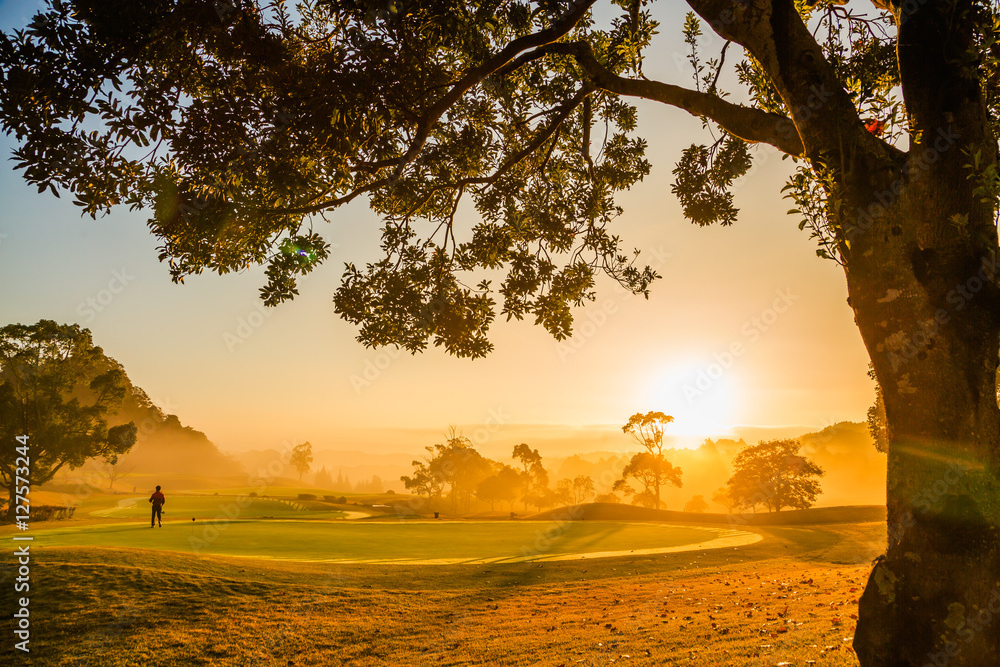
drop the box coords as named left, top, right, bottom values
left=149, top=485, right=165, bottom=528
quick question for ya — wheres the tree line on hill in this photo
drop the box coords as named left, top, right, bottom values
left=400, top=412, right=826, bottom=515
left=312, top=465, right=387, bottom=495
left=0, top=321, right=837, bottom=520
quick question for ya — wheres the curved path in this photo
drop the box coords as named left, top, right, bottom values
left=29, top=519, right=762, bottom=565
left=312, top=525, right=761, bottom=565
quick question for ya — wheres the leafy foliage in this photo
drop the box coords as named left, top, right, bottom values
left=1, top=0, right=659, bottom=358
left=612, top=450, right=682, bottom=509
left=621, top=410, right=679, bottom=505
left=684, top=494, right=709, bottom=513
left=289, top=441, right=313, bottom=481
left=0, top=320, right=138, bottom=518
left=866, top=365, right=888, bottom=454
left=671, top=134, right=752, bottom=227
left=725, top=439, right=824, bottom=512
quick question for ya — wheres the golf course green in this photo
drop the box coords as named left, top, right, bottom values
left=89, top=495, right=347, bottom=520
left=31, top=520, right=760, bottom=563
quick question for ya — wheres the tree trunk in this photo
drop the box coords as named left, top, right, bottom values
left=654, top=458, right=661, bottom=509
left=846, top=166, right=1000, bottom=665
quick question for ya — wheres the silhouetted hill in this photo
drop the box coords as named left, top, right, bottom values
left=105, top=368, right=242, bottom=478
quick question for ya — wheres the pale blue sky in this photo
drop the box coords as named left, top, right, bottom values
left=0, top=1, right=873, bottom=453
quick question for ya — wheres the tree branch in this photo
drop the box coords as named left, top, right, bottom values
left=358, top=0, right=597, bottom=175
left=549, top=41, right=805, bottom=156
left=684, top=0, right=897, bottom=164
left=276, top=87, right=591, bottom=218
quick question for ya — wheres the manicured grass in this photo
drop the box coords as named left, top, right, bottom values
left=86, top=495, right=345, bottom=520
left=192, top=486, right=405, bottom=504
left=4, top=520, right=883, bottom=666
left=29, top=520, right=725, bottom=562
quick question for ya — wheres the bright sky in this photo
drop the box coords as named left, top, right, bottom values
left=0, top=1, right=874, bottom=453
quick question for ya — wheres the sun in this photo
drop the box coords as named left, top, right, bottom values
left=642, top=360, right=741, bottom=446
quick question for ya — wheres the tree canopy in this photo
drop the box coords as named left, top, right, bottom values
left=612, top=450, right=682, bottom=508
left=683, top=493, right=708, bottom=513
left=725, top=439, right=824, bottom=512
left=289, top=440, right=313, bottom=480
left=7, top=1, right=1000, bottom=662
left=621, top=410, right=674, bottom=506
left=0, top=320, right=138, bottom=518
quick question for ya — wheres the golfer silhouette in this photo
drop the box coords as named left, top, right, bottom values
left=149, top=485, right=166, bottom=528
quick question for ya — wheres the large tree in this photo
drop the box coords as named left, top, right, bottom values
left=3, top=1, right=1000, bottom=662
left=725, top=438, right=824, bottom=512
left=512, top=442, right=551, bottom=510
left=404, top=429, right=493, bottom=512
left=289, top=440, right=313, bottom=481
left=622, top=410, right=674, bottom=507
left=0, top=321, right=138, bottom=519
left=612, top=450, right=682, bottom=507
left=476, top=463, right=522, bottom=510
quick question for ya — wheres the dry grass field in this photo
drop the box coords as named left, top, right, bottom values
left=2, top=509, right=884, bottom=666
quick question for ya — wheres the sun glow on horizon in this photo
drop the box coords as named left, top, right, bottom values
left=644, top=361, right=741, bottom=447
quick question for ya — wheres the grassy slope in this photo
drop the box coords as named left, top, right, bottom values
left=2, top=518, right=884, bottom=666
left=87, top=496, right=346, bottom=520
left=28, top=521, right=721, bottom=562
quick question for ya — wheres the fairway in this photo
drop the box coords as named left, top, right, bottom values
left=88, top=495, right=346, bottom=520
left=30, top=520, right=759, bottom=564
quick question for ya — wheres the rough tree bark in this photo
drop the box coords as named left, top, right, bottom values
left=680, top=1, right=1000, bottom=664
left=844, top=2, right=1000, bottom=664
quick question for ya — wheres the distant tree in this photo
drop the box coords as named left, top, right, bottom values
left=10, top=2, right=1000, bottom=659
left=314, top=465, right=334, bottom=488
left=437, top=431, right=493, bottom=512
left=102, top=457, right=135, bottom=491
left=594, top=493, right=621, bottom=504
left=354, top=474, right=384, bottom=494
left=512, top=443, right=550, bottom=510
left=289, top=441, right=313, bottom=482
left=572, top=475, right=596, bottom=503
left=554, top=478, right=574, bottom=506
left=711, top=486, right=739, bottom=514
left=726, top=440, right=824, bottom=513
left=404, top=429, right=492, bottom=512
left=556, top=475, right=596, bottom=505
left=622, top=411, right=676, bottom=507
left=866, top=365, right=888, bottom=453
left=684, top=494, right=709, bottom=513
left=477, top=464, right=522, bottom=511
left=400, top=454, right=445, bottom=501
left=0, top=321, right=138, bottom=520
left=613, top=451, right=682, bottom=509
